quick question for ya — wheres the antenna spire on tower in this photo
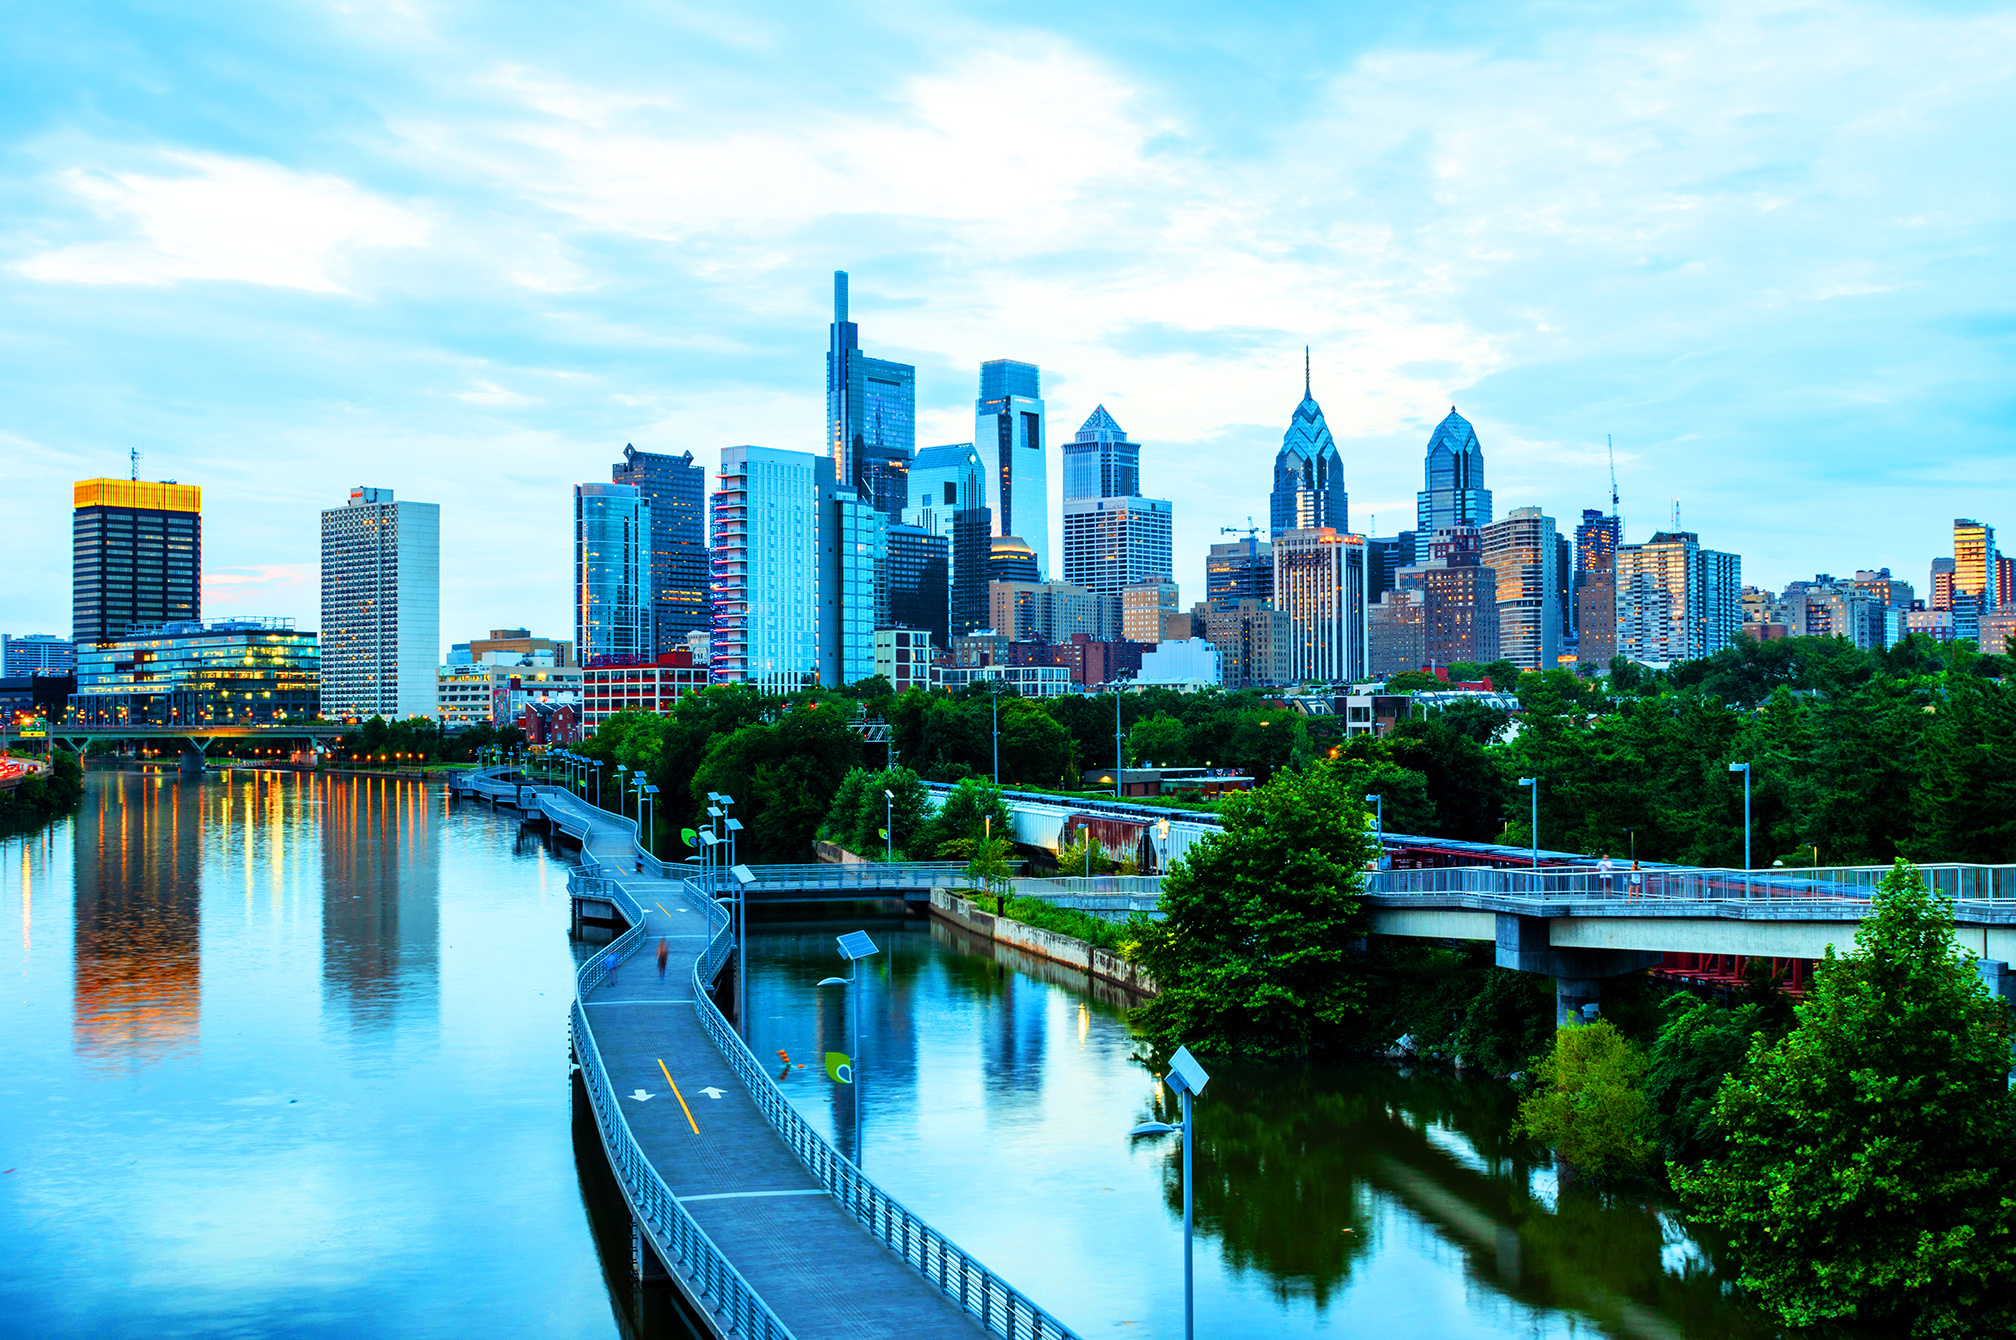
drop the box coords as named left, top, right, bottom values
left=1304, top=346, right=1310, bottom=397
left=130, top=447, right=141, bottom=482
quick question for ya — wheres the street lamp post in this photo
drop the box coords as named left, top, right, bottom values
left=1113, top=674, right=1130, bottom=799
left=816, top=930, right=880, bottom=1168
left=615, top=764, right=629, bottom=818
left=1128, top=1045, right=1212, bottom=1340
left=1518, top=777, right=1538, bottom=870
left=992, top=683, right=1001, bottom=785
left=591, top=760, right=602, bottom=810
left=642, top=783, right=659, bottom=862
left=883, top=788, right=894, bottom=863
left=1729, top=762, right=1752, bottom=895
left=1365, top=792, right=1384, bottom=854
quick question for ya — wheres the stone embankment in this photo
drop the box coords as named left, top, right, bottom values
left=928, top=888, right=1158, bottom=995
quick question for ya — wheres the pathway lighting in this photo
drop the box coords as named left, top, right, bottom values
left=1365, top=793, right=1384, bottom=855
left=816, top=930, right=879, bottom=1168
left=1518, top=777, right=1538, bottom=869
left=1128, top=1044, right=1210, bottom=1340
left=1729, top=762, right=1752, bottom=895
left=883, top=789, right=895, bottom=863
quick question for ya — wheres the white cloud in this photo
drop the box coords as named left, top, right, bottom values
left=17, top=152, right=426, bottom=292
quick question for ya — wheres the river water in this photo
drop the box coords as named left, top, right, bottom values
left=1, top=772, right=1786, bottom=1339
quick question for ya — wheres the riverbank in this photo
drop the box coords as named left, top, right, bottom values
left=928, top=887, right=1157, bottom=995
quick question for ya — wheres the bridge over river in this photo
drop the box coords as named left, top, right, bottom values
left=453, top=767, right=1073, bottom=1339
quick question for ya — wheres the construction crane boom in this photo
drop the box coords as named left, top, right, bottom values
left=1219, top=516, right=1261, bottom=539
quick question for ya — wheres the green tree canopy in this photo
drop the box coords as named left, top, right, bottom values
left=1515, top=1021, right=1655, bottom=1180
left=1676, top=860, right=2016, bottom=1337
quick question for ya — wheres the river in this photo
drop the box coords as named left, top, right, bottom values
left=0, top=771, right=1786, bottom=1339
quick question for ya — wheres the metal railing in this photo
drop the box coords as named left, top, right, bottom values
left=673, top=871, right=1081, bottom=1340
left=1014, top=876, right=1165, bottom=898
left=1365, top=863, right=2016, bottom=912
left=727, top=861, right=968, bottom=889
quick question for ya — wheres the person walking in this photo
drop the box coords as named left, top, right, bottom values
left=655, top=937, right=669, bottom=981
left=603, top=947, right=620, bottom=983
left=1597, top=852, right=1615, bottom=895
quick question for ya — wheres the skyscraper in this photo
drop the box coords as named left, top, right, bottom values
left=1396, top=527, right=1501, bottom=667
left=1573, top=509, right=1621, bottom=666
left=826, top=271, right=915, bottom=520
left=1062, top=406, right=1141, bottom=500
left=902, top=443, right=987, bottom=539
left=711, top=447, right=822, bottom=691
left=821, top=481, right=885, bottom=687
left=885, top=524, right=950, bottom=649
left=573, top=482, right=652, bottom=667
left=977, top=359, right=1049, bottom=577
left=1615, top=531, right=1742, bottom=665
left=1268, top=356, right=1348, bottom=539
left=1274, top=527, right=1369, bottom=683
left=320, top=486, right=440, bottom=721
left=1062, top=496, right=1174, bottom=599
left=1416, top=408, right=1492, bottom=535
left=72, top=478, right=201, bottom=644
left=611, top=444, right=709, bottom=652
left=1206, top=537, right=1273, bottom=609
left=1952, top=518, right=1999, bottom=639
left=1480, top=506, right=1561, bottom=672
left=1122, top=579, right=1181, bottom=644
left=951, top=509, right=993, bottom=636
left=1205, top=600, right=1291, bottom=688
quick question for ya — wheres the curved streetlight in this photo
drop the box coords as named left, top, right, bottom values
left=1728, top=761, right=1752, bottom=895
left=1517, top=777, right=1538, bottom=870
left=1364, top=792, right=1384, bottom=857
left=883, top=789, right=895, bottom=863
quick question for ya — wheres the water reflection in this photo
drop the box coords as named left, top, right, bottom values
left=72, top=773, right=203, bottom=1065
left=320, top=775, right=439, bottom=1034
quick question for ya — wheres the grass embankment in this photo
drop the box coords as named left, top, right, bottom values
left=969, top=888, right=1133, bottom=952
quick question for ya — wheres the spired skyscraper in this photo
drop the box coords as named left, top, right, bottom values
left=826, top=271, right=915, bottom=521
left=1417, top=408, right=1493, bottom=534
left=1268, top=353, right=1348, bottom=540
left=976, top=359, right=1049, bottom=579
left=1061, top=406, right=1139, bottom=500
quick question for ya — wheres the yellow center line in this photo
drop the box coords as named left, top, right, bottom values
left=656, top=902, right=671, bottom=916
left=659, top=1058, right=700, bottom=1134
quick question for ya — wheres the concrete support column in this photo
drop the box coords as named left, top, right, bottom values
left=1555, top=977, right=1601, bottom=1027
left=179, top=738, right=214, bottom=775
left=632, top=1223, right=670, bottom=1286
left=1978, top=959, right=2011, bottom=1002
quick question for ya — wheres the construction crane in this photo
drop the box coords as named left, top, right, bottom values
left=1219, top=517, right=1261, bottom=540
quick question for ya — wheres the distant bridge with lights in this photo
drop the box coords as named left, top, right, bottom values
left=47, top=723, right=348, bottom=772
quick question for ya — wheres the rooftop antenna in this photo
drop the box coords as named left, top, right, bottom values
left=1673, top=499, right=1682, bottom=531
left=130, top=447, right=141, bottom=481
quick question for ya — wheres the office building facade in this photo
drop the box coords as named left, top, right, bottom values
left=989, top=581, right=1118, bottom=644
left=902, top=443, right=987, bottom=540
left=1062, top=405, right=1141, bottom=500
left=1207, top=537, right=1273, bottom=609
left=1122, top=580, right=1181, bottom=644
left=1274, top=527, right=1369, bottom=684
left=574, top=482, right=652, bottom=668
left=611, top=444, right=709, bottom=652
left=581, top=650, right=709, bottom=733
left=976, top=360, right=1049, bottom=578
left=711, top=446, right=822, bottom=692
left=951, top=509, right=994, bottom=636
left=1574, top=510, right=1621, bottom=665
left=1269, top=363, right=1348, bottom=539
left=320, top=486, right=441, bottom=721
left=1205, top=599, right=1291, bottom=689
left=1368, top=588, right=1428, bottom=677
left=436, top=664, right=582, bottom=730
left=1396, top=527, right=1502, bottom=667
left=1062, top=495, right=1174, bottom=599
left=1416, top=408, right=1492, bottom=535
left=72, top=478, right=201, bottom=645
left=885, top=524, right=950, bottom=649
left=1615, top=531, right=1743, bottom=664
left=1480, top=506, right=1561, bottom=672
left=826, top=271, right=915, bottom=520
left=820, top=484, right=885, bottom=686
left=2, top=634, right=75, bottom=676
left=70, top=619, right=319, bottom=727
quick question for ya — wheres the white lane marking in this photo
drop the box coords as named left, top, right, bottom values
left=696, top=1086, right=727, bottom=1099
left=629, top=1090, right=655, bottom=1101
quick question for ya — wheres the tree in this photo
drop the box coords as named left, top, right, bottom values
left=1130, top=761, right=1374, bottom=1056
left=821, top=766, right=929, bottom=859
left=1515, top=1021, right=1654, bottom=1179
left=690, top=704, right=863, bottom=861
left=920, top=777, right=1014, bottom=857
left=1127, top=713, right=1190, bottom=766
left=998, top=698, right=1071, bottom=785
left=1321, top=757, right=1434, bottom=836
left=1644, top=994, right=1767, bottom=1166
left=1676, top=861, right=2016, bottom=1337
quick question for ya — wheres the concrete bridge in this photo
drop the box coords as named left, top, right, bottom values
left=451, top=768, right=1077, bottom=1339
left=50, top=722, right=346, bottom=773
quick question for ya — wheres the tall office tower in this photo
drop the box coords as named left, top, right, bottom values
left=573, top=482, right=652, bottom=668
left=902, top=443, right=987, bottom=538
left=1205, top=599, right=1292, bottom=688
left=1952, top=519, right=1999, bottom=639
left=951, top=509, right=994, bottom=636
left=826, top=271, right=916, bottom=520
left=1364, top=535, right=1406, bottom=605
left=1062, top=406, right=1141, bottom=500
left=1268, top=357, right=1348, bottom=539
left=1273, top=528, right=1369, bottom=684
left=1122, top=579, right=1180, bottom=644
left=1368, top=589, right=1427, bottom=677
left=1062, top=495, right=1174, bottom=599
left=977, top=359, right=1049, bottom=576
left=1479, top=506, right=1561, bottom=673
left=1999, top=555, right=2016, bottom=609
left=2, top=634, right=76, bottom=676
left=1574, top=509, right=1622, bottom=666
left=885, top=524, right=950, bottom=649
left=611, top=444, right=709, bottom=652
left=1930, top=557, right=1956, bottom=611
left=711, top=446, right=821, bottom=691
left=1206, top=537, right=1273, bottom=609
left=1615, top=531, right=1742, bottom=664
left=1416, top=408, right=1493, bottom=535
left=1396, top=527, right=1501, bottom=667
left=320, top=487, right=441, bottom=721
left=72, top=478, right=201, bottom=644
left=821, top=482, right=886, bottom=686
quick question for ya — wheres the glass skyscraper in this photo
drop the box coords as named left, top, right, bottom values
left=885, top=523, right=950, bottom=649
left=1063, top=496, right=1173, bottom=600
left=1062, top=405, right=1140, bottom=500
left=711, top=446, right=821, bottom=691
left=574, top=483, right=652, bottom=666
left=826, top=271, right=915, bottom=521
left=1479, top=506, right=1561, bottom=672
left=72, top=478, right=201, bottom=644
left=976, top=359, right=1049, bottom=579
left=1416, top=408, right=1493, bottom=534
left=1268, top=359, right=1348, bottom=539
left=611, top=444, right=709, bottom=652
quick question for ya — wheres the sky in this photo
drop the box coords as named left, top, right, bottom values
left=3, top=0, right=2014, bottom=649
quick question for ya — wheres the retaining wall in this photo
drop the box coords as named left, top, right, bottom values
left=928, top=888, right=1158, bottom=996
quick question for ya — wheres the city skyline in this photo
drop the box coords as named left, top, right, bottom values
left=4, top=4, right=2014, bottom=644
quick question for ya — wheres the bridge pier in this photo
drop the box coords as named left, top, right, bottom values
left=632, top=1223, right=672, bottom=1287
left=179, top=737, right=214, bottom=775
left=1495, top=914, right=1661, bottom=1026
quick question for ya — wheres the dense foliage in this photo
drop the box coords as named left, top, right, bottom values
left=1514, top=1021, right=1655, bottom=1179
left=821, top=766, right=930, bottom=859
left=1130, top=761, right=1375, bottom=1056
left=335, top=714, right=521, bottom=764
left=1676, top=861, right=2016, bottom=1337
left=0, top=749, right=84, bottom=829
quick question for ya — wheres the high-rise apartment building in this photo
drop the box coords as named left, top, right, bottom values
left=1368, top=588, right=1427, bottom=677
left=611, top=444, right=709, bottom=652
left=977, top=360, right=1048, bottom=577
left=1205, top=599, right=1291, bottom=689
left=1206, top=537, right=1273, bottom=609
left=72, top=478, right=201, bottom=645
left=711, top=446, right=822, bottom=691
left=1480, top=506, right=1561, bottom=672
left=1274, top=527, right=1369, bottom=684
left=1573, top=509, right=1621, bottom=665
left=1396, top=527, right=1501, bottom=667
left=1269, top=360, right=1348, bottom=539
left=1122, top=580, right=1181, bottom=644
left=826, top=271, right=915, bottom=520
left=1, top=634, right=76, bottom=676
left=573, top=482, right=652, bottom=667
left=1782, top=576, right=1887, bottom=650
left=1062, top=495, right=1173, bottom=599
left=988, top=581, right=1118, bottom=644
left=1615, top=531, right=1742, bottom=665
left=821, top=485, right=885, bottom=686
left=1416, top=408, right=1492, bottom=535
left=1930, top=558, right=1956, bottom=611
left=320, top=486, right=440, bottom=721
left=1952, top=518, right=1999, bottom=639
left=885, top=524, right=950, bottom=650
left=1062, top=406, right=1141, bottom=500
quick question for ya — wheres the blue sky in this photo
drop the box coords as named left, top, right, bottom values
left=4, top=0, right=2013, bottom=647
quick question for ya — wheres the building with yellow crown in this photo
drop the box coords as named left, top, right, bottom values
left=72, top=478, right=202, bottom=643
